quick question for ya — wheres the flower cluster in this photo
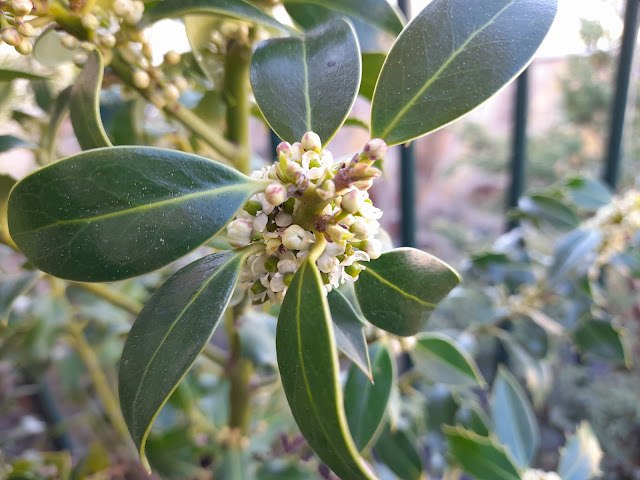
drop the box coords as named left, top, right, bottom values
left=1, top=0, right=36, bottom=55
left=227, top=132, right=387, bottom=305
left=522, top=470, right=562, bottom=480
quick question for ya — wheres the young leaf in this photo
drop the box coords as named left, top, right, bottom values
left=371, top=0, right=557, bottom=145
left=360, top=53, right=386, bottom=100
left=445, top=426, right=522, bottom=480
left=558, top=422, right=603, bottom=480
left=0, top=135, right=37, bottom=152
left=328, top=288, right=371, bottom=377
left=517, top=195, right=580, bottom=229
left=70, top=49, right=112, bottom=150
left=573, top=319, right=630, bottom=368
left=354, top=248, right=460, bottom=336
left=344, top=344, right=394, bottom=451
left=549, top=229, right=602, bottom=283
left=0, top=271, right=41, bottom=324
left=276, top=259, right=377, bottom=480
left=410, top=333, right=485, bottom=387
left=42, top=86, right=72, bottom=161
left=251, top=18, right=361, bottom=146
left=145, top=0, right=293, bottom=34
left=0, top=68, right=49, bottom=81
left=491, top=367, right=539, bottom=468
left=374, top=424, right=423, bottom=480
left=119, top=250, right=246, bottom=471
left=565, top=177, right=612, bottom=210
left=8, top=147, right=263, bottom=282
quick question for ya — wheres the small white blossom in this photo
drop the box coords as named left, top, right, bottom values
left=282, top=225, right=314, bottom=250
left=227, top=219, right=252, bottom=247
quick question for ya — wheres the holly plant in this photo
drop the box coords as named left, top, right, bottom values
left=1, top=0, right=564, bottom=478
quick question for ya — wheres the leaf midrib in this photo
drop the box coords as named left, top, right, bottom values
left=13, top=183, right=254, bottom=236
left=416, top=341, right=477, bottom=383
left=497, top=375, right=534, bottom=465
left=377, top=0, right=515, bottom=140
left=363, top=266, right=436, bottom=308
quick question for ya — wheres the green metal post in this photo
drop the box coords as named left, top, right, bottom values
left=506, top=69, right=529, bottom=231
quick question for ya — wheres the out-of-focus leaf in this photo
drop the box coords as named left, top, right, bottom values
left=1, top=175, right=16, bottom=242
left=42, top=86, right=72, bottom=161
left=491, top=367, right=539, bottom=468
left=411, top=333, right=485, bottom=387
left=251, top=18, right=361, bottom=146
left=328, top=288, right=370, bottom=377
left=445, top=426, right=522, bottom=480
left=276, top=259, right=377, bottom=480
left=549, top=229, right=602, bottom=283
left=0, top=271, right=41, bottom=324
left=145, top=429, right=205, bottom=479
left=374, top=424, right=423, bottom=480
left=0, top=69, right=49, bottom=81
left=573, top=319, right=630, bottom=368
left=454, top=401, right=491, bottom=437
left=0, top=135, right=36, bottom=152
left=237, top=311, right=277, bottom=370
left=371, top=0, right=557, bottom=145
left=70, top=49, right=112, bottom=150
left=8, top=147, right=263, bottom=281
left=119, top=250, right=246, bottom=471
left=518, top=194, right=580, bottom=229
left=145, top=0, right=293, bottom=34
left=344, top=344, right=394, bottom=451
left=214, top=447, right=253, bottom=479
left=355, top=248, right=460, bottom=336
left=558, top=422, right=603, bottom=480
left=34, top=26, right=81, bottom=67
left=360, top=53, right=385, bottom=100
left=566, top=177, right=612, bottom=210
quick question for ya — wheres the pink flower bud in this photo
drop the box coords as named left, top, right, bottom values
left=1, top=28, right=21, bottom=47
left=276, top=141, right=292, bottom=159
left=363, top=138, right=387, bottom=160
left=301, top=131, right=322, bottom=152
left=11, top=0, right=33, bottom=16
left=265, top=183, right=287, bottom=206
left=341, top=189, right=364, bottom=213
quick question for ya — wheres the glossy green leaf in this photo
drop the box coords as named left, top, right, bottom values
left=371, top=0, right=557, bottom=145
left=276, top=259, right=377, bottom=480
left=491, top=367, right=539, bottom=467
left=43, top=86, right=72, bottom=161
left=374, top=424, right=423, bottom=480
left=8, top=147, right=263, bottom=281
left=573, top=319, right=630, bottom=367
left=360, top=53, right=385, bottom=100
left=344, top=344, right=394, bottom=451
left=354, top=248, right=460, bottom=336
left=0, top=68, right=49, bottom=81
left=566, top=177, right=612, bottom=210
left=549, top=229, right=602, bottom=283
left=411, top=333, right=485, bottom=387
left=119, top=249, right=246, bottom=471
left=445, top=426, right=522, bottom=480
left=328, top=288, right=370, bottom=377
left=558, top=422, right=603, bottom=480
left=184, top=15, right=221, bottom=82
left=145, top=0, right=293, bottom=33
left=0, top=271, right=41, bottom=324
left=34, top=26, right=81, bottom=67
left=251, top=18, right=361, bottom=146
left=455, top=401, right=491, bottom=437
left=0, top=135, right=36, bottom=152
left=70, top=49, right=112, bottom=150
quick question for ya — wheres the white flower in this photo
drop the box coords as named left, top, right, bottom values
left=275, top=212, right=293, bottom=227
left=253, top=213, right=269, bottom=232
left=282, top=225, right=314, bottom=250
left=317, top=253, right=338, bottom=273
left=277, top=258, right=298, bottom=274
left=227, top=219, right=252, bottom=247
left=270, top=274, right=286, bottom=292
left=342, top=188, right=364, bottom=213
left=364, top=239, right=382, bottom=259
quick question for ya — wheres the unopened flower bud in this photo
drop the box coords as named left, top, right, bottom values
left=164, top=50, right=181, bottom=65
left=316, top=179, right=335, bottom=201
left=278, top=258, right=297, bottom=274
left=17, top=22, right=35, bottom=38
left=301, top=131, right=321, bottom=152
left=163, top=84, right=180, bottom=103
left=15, top=38, right=32, bottom=55
left=132, top=70, right=150, bottom=89
left=61, top=35, right=78, bottom=50
left=124, top=2, right=143, bottom=25
left=353, top=179, right=374, bottom=191
left=227, top=219, right=253, bottom=247
left=282, top=225, right=313, bottom=250
left=363, top=138, right=387, bottom=160
left=101, top=34, right=116, bottom=48
left=81, top=13, right=99, bottom=31
left=325, top=224, right=354, bottom=243
left=350, top=220, right=369, bottom=238
left=265, top=183, right=287, bottom=206
left=141, top=42, right=153, bottom=61
left=113, top=0, right=130, bottom=17
left=277, top=141, right=292, bottom=159
left=11, top=0, right=33, bottom=16
left=317, top=253, right=338, bottom=273
left=173, top=76, right=188, bottom=92
left=73, top=53, right=87, bottom=67
left=291, top=142, right=304, bottom=162
left=364, top=239, right=382, bottom=259
left=1, top=28, right=21, bottom=47
left=341, top=189, right=364, bottom=213
left=285, top=161, right=303, bottom=181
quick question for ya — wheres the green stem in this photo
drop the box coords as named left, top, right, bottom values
left=223, top=40, right=252, bottom=174
left=74, top=282, right=143, bottom=316
left=67, top=323, right=131, bottom=444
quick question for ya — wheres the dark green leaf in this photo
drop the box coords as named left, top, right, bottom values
left=0, top=69, right=49, bottom=81
left=371, top=0, right=557, bottom=145
left=549, top=229, right=602, bottom=283
left=184, top=15, right=221, bottom=82
left=344, top=344, right=394, bottom=451
left=518, top=194, right=580, bottom=229
left=558, top=422, right=603, bottom=480
left=145, top=0, right=293, bottom=33
left=32, top=80, right=54, bottom=113
left=360, top=53, right=385, bottom=100
left=354, top=248, right=460, bottom=336
left=445, top=426, right=522, bottom=480
left=1, top=174, right=16, bottom=239
left=573, top=319, right=630, bottom=367
left=276, top=259, right=377, bottom=480
left=42, top=86, right=72, bottom=161
left=110, top=99, right=147, bottom=146
left=146, top=429, right=206, bottom=478
left=119, top=249, right=246, bottom=471
left=374, top=424, right=423, bottom=480
left=455, top=401, right=491, bottom=437
left=328, top=288, right=370, bottom=377
left=0, top=271, right=41, bottom=324
left=566, top=177, right=612, bottom=210
left=491, top=367, right=539, bottom=468
left=8, top=147, right=263, bottom=281
left=0, top=135, right=36, bottom=152
left=70, top=49, right=112, bottom=150
left=411, top=333, right=485, bottom=387
left=251, top=18, right=361, bottom=146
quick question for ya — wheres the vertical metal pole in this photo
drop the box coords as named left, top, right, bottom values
left=506, top=69, right=529, bottom=231
left=603, top=0, right=639, bottom=190
left=270, top=130, right=281, bottom=157
left=398, top=0, right=416, bottom=247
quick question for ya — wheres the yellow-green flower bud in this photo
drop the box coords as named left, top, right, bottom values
left=341, top=189, right=363, bottom=213
left=17, top=22, right=35, bottom=38
left=1, top=28, right=21, bottom=47
left=81, top=13, right=99, bottom=31
left=101, top=34, right=116, bottom=48
left=11, top=0, right=33, bottom=16
left=61, top=35, right=78, bottom=50
left=132, top=70, right=150, bottom=89
left=164, top=50, right=181, bottom=65
left=163, top=84, right=180, bottom=103
left=301, top=131, right=321, bottom=152
left=265, top=183, right=287, bottom=206
left=316, top=179, right=335, bottom=201
left=15, top=38, right=32, bottom=55
left=363, top=138, right=387, bottom=161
